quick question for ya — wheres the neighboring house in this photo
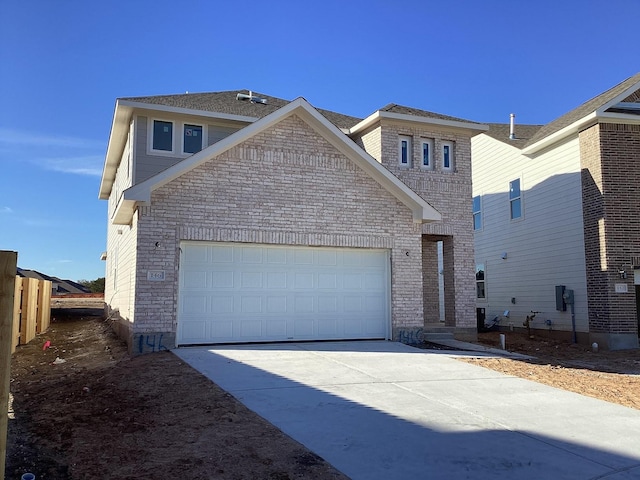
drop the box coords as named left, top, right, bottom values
left=17, top=268, right=91, bottom=295
left=472, top=72, right=640, bottom=350
left=99, top=90, right=488, bottom=354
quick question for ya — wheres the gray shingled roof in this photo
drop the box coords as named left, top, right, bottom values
left=123, top=90, right=362, bottom=130
left=524, top=72, right=640, bottom=148
left=380, top=104, right=482, bottom=125
left=482, top=123, right=544, bottom=149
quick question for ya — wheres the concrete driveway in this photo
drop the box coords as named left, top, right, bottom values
left=174, top=341, right=640, bottom=480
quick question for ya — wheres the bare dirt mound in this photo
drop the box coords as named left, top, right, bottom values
left=460, top=331, right=640, bottom=410
left=6, top=312, right=348, bottom=480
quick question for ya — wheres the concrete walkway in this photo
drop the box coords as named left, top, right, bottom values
left=174, top=341, right=640, bottom=480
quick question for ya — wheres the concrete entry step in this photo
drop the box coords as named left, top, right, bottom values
left=422, top=324, right=455, bottom=342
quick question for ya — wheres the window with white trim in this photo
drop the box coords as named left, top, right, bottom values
left=398, top=135, right=412, bottom=167
left=509, top=178, right=522, bottom=219
left=442, top=141, right=454, bottom=171
left=183, top=124, right=204, bottom=154
left=473, top=195, right=482, bottom=230
left=476, top=264, right=486, bottom=299
left=152, top=120, right=173, bottom=152
left=421, top=139, right=434, bottom=169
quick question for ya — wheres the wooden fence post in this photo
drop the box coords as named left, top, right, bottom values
left=1, top=250, right=18, bottom=480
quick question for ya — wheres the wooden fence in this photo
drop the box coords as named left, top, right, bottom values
left=11, top=277, right=52, bottom=353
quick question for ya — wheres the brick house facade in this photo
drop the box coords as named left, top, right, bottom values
left=99, top=92, right=486, bottom=353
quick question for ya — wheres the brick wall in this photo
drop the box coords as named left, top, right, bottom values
left=580, top=123, right=640, bottom=339
left=356, top=122, right=476, bottom=331
left=132, top=114, right=425, bottom=338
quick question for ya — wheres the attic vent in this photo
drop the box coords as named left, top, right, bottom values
left=236, top=90, right=267, bottom=104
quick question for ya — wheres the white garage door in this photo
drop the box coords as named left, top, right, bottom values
left=177, top=242, right=390, bottom=345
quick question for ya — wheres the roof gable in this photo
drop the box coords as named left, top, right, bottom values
left=113, top=98, right=441, bottom=225
left=523, top=72, right=640, bottom=151
left=122, top=90, right=362, bottom=130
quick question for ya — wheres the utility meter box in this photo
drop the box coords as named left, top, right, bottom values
left=555, top=285, right=566, bottom=311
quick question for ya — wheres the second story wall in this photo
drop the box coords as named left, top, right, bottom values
left=472, top=133, right=587, bottom=332
left=133, top=113, right=246, bottom=184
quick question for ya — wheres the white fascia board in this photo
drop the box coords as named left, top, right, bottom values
left=597, top=80, right=640, bottom=113
left=597, top=111, right=640, bottom=125
left=349, top=110, right=488, bottom=136
left=117, top=100, right=260, bottom=124
left=521, top=112, right=598, bottom=155
left=121, top=98, right=441, bottom=225
left=99, top=101, right=132, bottom=199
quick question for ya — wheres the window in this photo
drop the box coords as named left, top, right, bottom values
left=442, top=141, right=454, bottom=171
left=183, top=124, right=204, bottom=154
left=421, top=139, right=434, bottom=169
left=509, top=178, right=522, bottom=219
left=476, top=264, right=485, bottom=299
left=399, top=135, right=412, bottom=167
left=473, top=195, right=482, bottom=230
left=152, top=120, right=173, bottom=152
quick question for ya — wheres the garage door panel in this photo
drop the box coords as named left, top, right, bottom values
left=294, top=273, right=314, bottom=289
left=343, top=274, right=362, bottom=289
left=181, top=294, right=208, bottom=314
left=212, top=271, right=233, bottom=288
left=266, top=272, right=287, bottom=289
left=180, top=319, right=207, bottom=341
left=183, top=270, right=208, bottom=289
left=266, top=296, right=287, bottom=313
left=178, top=242, right=389, bottom=345
left=241, top=272, right=263, bottom=288
left=266, top=318, right=287, bottom=336
left=212, top=246, right=234, bottom=263
left=241, top=247, right=262, bottom=264
left=240, top=296, right=262, bottom=313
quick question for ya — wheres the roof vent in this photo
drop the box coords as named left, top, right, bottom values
left=236, top=90, right=267, bottom=105
left=509, top=113, right=516, bottom=140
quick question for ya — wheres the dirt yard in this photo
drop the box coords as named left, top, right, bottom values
left=5, top=303, right=640, bottom=479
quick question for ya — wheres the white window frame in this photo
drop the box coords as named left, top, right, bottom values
left=182, top=123, right=207, bottom=155
left=421, top=138, right=434, bottom=169
left=473, top=195, right=482, bottom=231
left=148, top=118, right=176, bottom=155
left=509, top=178, right=523, bottom=220
left=442, top=141, right=454, bottom=172
left=398, top=135, right=412, bottom=167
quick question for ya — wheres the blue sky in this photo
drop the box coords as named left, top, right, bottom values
left=0, top=0, right=637, bottom=282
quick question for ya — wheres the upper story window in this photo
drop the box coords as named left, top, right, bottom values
left=476, top=264, right=486, bottom=299
left=473, top=195, right=482, bottom=230
left=152, top=120, right=173, bottom=152
left=183, top=124, right=204, bottom=154
left=399, top=135, right=412, bottom=167
left=442, top=141, right=454, bottom=171
left=509, top=178, right=522, bottom=219
left=421, top=139, right=434, bottom=169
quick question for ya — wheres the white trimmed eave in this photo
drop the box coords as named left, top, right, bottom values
left=349, top=110, right=489, bottom=136
left=99, top=101, right=133, bottom=200
left=98, top=100, right=260, bottom=201
left=523, top=80, right=640, bottom=155
left=114, top=98, right=441, bottom=225
left=522, top=111, right=640, bottom=155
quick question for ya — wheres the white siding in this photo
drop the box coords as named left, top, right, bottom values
left=472, top=135, right=588, bottom=333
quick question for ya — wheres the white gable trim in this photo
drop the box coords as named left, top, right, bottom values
left=114, top=98, right=441, bottom=225
left=523, top=80, right=640, bottom=155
